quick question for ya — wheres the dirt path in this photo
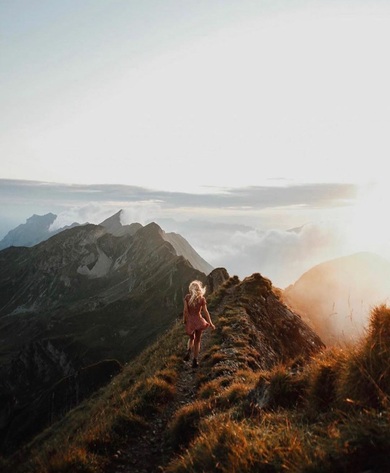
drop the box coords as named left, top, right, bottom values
left=109, top=329, right=212, bottom=473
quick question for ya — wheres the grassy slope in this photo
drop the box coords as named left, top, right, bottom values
left=2, top=275, right=390, bottom=473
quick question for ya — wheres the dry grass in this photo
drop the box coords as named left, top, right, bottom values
left=337, top=304, right=390, bottom=409
left=167, top=399, right=215, bottom=449
left=166, top=413, right=312, bottom=473
left=4, top=284, right=390, bottom=473
left=166, top=304, right=390, bottom=473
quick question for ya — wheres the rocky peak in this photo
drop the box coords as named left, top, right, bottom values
left=207, top=267, right=230, bottom=293
left=99, top=210, right=142, bottom=237
left=99, top=210, right=123, bottom=232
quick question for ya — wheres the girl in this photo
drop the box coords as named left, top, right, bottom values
left=183, top=280, right=215, bottom=368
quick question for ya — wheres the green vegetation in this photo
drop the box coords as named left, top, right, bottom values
left=3, top=277, right=390, bottom=473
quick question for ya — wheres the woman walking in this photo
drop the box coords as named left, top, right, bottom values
left=183, top=280, right=215, bottom=368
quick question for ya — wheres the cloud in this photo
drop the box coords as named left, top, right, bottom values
left=0, top=179, right=364, bottom=288
left=0, top=179, right=357, bottom=211
left=201, top=222, right=351, bottom=288
left=154, top=216, right=354, bottom=288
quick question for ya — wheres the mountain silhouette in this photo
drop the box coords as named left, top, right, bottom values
left=283, top=251, right=390, bottom=345
left=0, top=213, right=80, bottom=250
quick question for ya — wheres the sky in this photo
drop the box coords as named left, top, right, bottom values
left=1, top=0, right=390, bottom=291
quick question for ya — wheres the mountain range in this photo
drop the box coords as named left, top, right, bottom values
left=0, top=212, right=218, bottom=454
left=1, top=211, right=390, bottom=465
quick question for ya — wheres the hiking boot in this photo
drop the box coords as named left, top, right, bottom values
left=192, top=358, right=199, bottom=368
left=183, top=350, right=191, bottom=362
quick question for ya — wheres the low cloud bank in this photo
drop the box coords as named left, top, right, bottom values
left=3, top=179, right=390, bottom=290
left=158, top=219, right=353, bottom=288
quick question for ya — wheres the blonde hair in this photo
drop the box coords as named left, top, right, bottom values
left=188, top=280, right=206, bottom=306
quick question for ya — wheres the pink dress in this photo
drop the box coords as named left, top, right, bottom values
left=184, top=294, right=210, bottom=336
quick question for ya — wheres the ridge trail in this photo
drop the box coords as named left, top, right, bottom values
left=110, top=328, right=213, bottom=473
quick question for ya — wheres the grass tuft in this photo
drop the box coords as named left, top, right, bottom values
left=167, top=399, right=215, bottom=449
left=338, top=305, right=390, bottom=409
left=5, top=291, right=390, bottom=473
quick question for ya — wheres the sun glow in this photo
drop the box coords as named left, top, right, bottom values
left=346, top=180, right=390, bottom=259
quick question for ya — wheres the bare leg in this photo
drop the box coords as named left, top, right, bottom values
left=184, top=333, right=195, bottom=361
left=193, top=330, right=202, bottom=360
left=187, top=333, right=195, bottom=352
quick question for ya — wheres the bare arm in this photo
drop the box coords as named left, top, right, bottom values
left=203, top=303, right=215, bottom=329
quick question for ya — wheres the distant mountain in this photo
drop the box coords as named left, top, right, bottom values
left=161, top=231, right=214, bottom=275
left=100, top=210, right=213, bottom=275
left=0, top=213, right=80, bottom=250
left=99, top=209, right=142, bottom=236
left=282, top=251, right=390, bottom=345
left=0, top=210, right=213, bottom=276
left=0, top=218, right=220, bottom=453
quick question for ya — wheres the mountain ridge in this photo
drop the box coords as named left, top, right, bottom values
left=0, top=218, right=219, bottom=454
left=3, top=272, right=327, bottom=472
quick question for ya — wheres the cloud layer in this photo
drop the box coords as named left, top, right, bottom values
left=0, top=179, right=363, bottom=288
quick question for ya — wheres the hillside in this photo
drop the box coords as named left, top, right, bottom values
left=1, top=272, right=332, bottom=473
left=3, top=273, right=389, bottom=473
left=0, top=220, right=215, bottom=455
left=283, top=251, right=390, bottom=345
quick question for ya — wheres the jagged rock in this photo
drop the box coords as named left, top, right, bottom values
left=99, top=210, right=142, bottom=237
left=207, top=267, right=230, bottom=293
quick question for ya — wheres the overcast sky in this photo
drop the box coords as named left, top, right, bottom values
left=1, top=1, right=390, bottom=288
left=2, top=1, right=390, bottom=189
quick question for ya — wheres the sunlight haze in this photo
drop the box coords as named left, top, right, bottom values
left=1, top=0, right=390, bottom=296
left=1, top=1, right=390, bottom=191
